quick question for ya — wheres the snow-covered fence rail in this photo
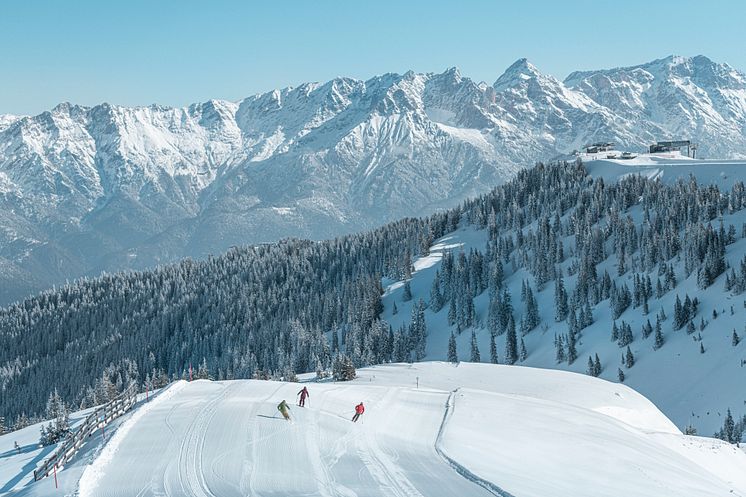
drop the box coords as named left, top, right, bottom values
left=33, top=382, right=139, bottom=481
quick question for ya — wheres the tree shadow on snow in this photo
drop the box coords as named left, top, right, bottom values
left=0, top=444, right=55, bottom=493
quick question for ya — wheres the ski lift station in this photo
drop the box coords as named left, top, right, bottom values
left=584, top=142, right=615, bottom=154
left=649, top=140, right=698, bottom=158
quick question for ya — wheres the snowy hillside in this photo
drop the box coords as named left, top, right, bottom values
left=3, top=364, right=745, bottom=497
left=380, top=158, right=746, bottom=437
left=3, top=55, right=746, bottom=304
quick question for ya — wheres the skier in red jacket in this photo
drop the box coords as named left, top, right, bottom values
left=352, top=402, right=365, bottom=422
left=297, top=386, right=310, bottom=407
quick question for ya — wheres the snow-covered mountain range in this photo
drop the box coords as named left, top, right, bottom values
left=2, top=55, right=746, bottom=304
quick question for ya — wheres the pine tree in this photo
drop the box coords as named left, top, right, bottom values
left=594, top=353, right=602, bottom=376
left=581, top=299, right=593, bottom=328
left=13, top=413, right=29, bottom=432
left=587, top=356, right=595, bottom=376
left=524, top=284, right=540, bottom=332
left=566, top=330, right=578, bottom=364
left=41, top=389, right=70, bottom=445
left=733, top=330, right=741, bottom=347
left=555, top=335, right=566, bottom=363
left=673, top=295, right=685, bottom=330
left=333, top=354, right=356, bottom=381
left=410, top=299, right=427, bottom=361
left=654, top=323, right=664, bottom=350
left=39, top=424, right=50, bottom=447
left=618, top=368, right=625, bottom=382
left=447, top=332, right=458, bottom=363
left=505, top=315, right=518, bottom=365
left=448, top=299, right=457, bottom=327
left=402, top=281, right=412, bottom=302
left=686, top=320, right=696, bottom=335
left=487, top=296, right=500, bottom=337
left=641, top=320, right=653, bottom=339
left=392, top=302, right=398, bottom=315
left=554, top=273, right=569, bottom=322
left=700, top=342, right=705, bottom=354
left=625, top=346, right=635, bottom=368
left=197, top=358, right=210, bottom=380
left=470, top=331, right=481, bottom=362
left=499, top=289, right=513, bottom=334
left=489, top=332, right=498, bottom=364
left=723, top=409, right=736, bottom=443
left=617, top=321, right=633, bottom=347
left=519, top=338, right=527, bottom=362
left=430, top=277, right=444, bottom=312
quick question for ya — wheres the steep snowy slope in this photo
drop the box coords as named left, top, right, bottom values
left=380, top=159, right=746, bottom=437
left=3, top=55, right=746, bottom=305
left=6, top=363, right=745, bottom=497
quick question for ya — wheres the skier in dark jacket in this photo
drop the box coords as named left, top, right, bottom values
left=297, top=386, right=310, bottom=407
left=352, top=402, right=365, bottom=422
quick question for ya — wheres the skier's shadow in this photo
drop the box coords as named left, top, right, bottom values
left=256, top=415, right=284, bottom=420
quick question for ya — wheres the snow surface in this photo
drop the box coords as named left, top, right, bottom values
left=4, top=363, right=744, bottom=496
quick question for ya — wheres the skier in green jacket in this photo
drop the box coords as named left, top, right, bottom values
left=277, top=400, right=291, bottom=421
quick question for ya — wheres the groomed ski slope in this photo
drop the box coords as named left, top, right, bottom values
left=73, top=363, right=746, bottom=497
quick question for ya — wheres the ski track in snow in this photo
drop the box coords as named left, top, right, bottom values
left=75, top=378, right=500, bottom=497
left=435, top=390, right=515, bottom=497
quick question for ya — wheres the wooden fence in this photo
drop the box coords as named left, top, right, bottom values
left=33, top=382, right=139, bottom=481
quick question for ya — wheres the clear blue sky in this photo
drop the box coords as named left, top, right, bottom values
left=2, top=0, right=743, bottom=115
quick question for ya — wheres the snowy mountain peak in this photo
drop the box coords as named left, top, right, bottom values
left=493, top=58, right=543, bottom=89
left=440, top=66, right=462, bottom=81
